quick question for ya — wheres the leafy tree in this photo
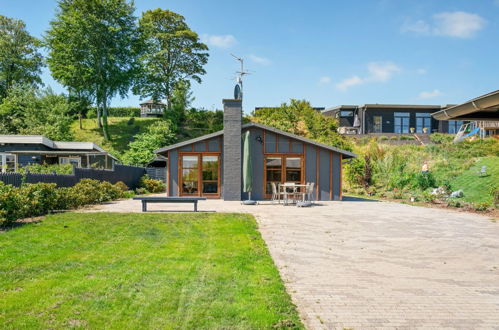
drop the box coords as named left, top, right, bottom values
left=252, top=99, right=351, bottom=151
left=133, top=9, right=209, bottom=106
left=165, top=81, right=193, bottom=125
left=0, top=85, right=73, bottom=141
left=121, top=120, right=177, bottom=166
left=45, top=0, right=139, bottom=140
left=0, top=15, right=43, bottom=100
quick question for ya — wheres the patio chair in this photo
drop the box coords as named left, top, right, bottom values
left=478, top=165, right=487, bottom=177
left=306, top=182, right=315, bottom=204
left=271, top=182, right=285, bottom=204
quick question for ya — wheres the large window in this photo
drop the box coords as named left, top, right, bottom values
left=180, top=153, right=220, bottom=197
left=59, top=156, right=81, bottom=168
left=416, top=113, right=432, bottom=133
left=265, top=155, right=303, bottom=195
left=448, top=120, right=463, bottom=134
left=340, top=110, right=354, bottom=117
left=394, top=112, right=410, bottom=133
left=0, top=153, right=16, bottom=173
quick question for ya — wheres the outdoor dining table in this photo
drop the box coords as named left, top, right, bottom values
left=279, top=183, right=309, bottom=205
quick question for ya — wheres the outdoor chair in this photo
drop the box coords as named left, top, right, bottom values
left=478, top=165, right=487, bottom=177
left=306, top=182, right=315, bottom=203
left=271, top=182, right=285, bottom=204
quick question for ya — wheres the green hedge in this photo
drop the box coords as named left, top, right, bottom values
left=0, top=179, right=130, bottom=225
left=87, top=107, right=141, bottom=118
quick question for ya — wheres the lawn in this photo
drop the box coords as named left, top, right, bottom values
left=449, top=156, right=499, bottom=204
left=0, top=213, right=302, bottom=329
left=71, top=117, right=161, bottom=158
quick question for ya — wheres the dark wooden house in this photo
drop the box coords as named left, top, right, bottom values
left=155, top=100, right=356, bottom=201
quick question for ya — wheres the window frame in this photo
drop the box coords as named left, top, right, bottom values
left=263, top=153, right=304, bottom=198
left=178, top=152, right=221, bottom=198
left=0, top=153, right=17, bottom=173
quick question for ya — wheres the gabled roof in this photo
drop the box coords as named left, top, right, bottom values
left=155, top=122, right=357, bottom=158
left=0, top=135, right=117, bottom=160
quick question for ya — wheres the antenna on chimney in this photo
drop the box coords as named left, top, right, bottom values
left=231, top=54, right=249, bottom=101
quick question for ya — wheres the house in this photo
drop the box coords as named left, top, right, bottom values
left=0, top=135, right=117, bottom=173
left=432, top=90, right=499, bottom=136
left=322, top=104, right=464, bottom=135
left=140, top=99, right=166, bottom=117
left=155, top=99, right=356, bottom=201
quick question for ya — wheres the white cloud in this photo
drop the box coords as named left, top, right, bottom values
left=335, top=61, right=401, bottom=91
left=402, top=11, right=486, bottom=39
left=401, top=19, right=431, bottom=34
left=319, top=76, right=332, bottom=84
left=201, top=34, right=237, bottom=48
left=418, top=89, right=443, bottom=99
left=417, top=68, right=427, bottom=75
left=433, top=12, right=486, bottom=38
left=249, top=54, right=271, bottom=65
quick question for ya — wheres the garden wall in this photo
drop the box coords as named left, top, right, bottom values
left=0, top=165, right=146, bottom=189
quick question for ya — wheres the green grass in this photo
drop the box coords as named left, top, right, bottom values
left=449, top=156, right=499, bottom=204
left=71, top=117, right=161, bottom=158
left=0, top=213, right=302, bottom=329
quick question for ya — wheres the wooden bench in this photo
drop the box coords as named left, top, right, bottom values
left=132, top=197, right=207, bottom=212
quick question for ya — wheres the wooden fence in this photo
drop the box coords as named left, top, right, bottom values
left=0, top=165, right=146, bottom=189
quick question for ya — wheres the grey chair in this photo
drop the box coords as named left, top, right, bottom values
left=271, top=182, right=285, bottom=204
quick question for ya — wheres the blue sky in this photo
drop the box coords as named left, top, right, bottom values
left=1, top=0, right=499, bottom=113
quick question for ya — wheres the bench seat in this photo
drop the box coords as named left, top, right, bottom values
left=132, top=197, right=207, bottom=212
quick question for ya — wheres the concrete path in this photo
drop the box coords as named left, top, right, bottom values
left=87, top=198, right=499, bottom=329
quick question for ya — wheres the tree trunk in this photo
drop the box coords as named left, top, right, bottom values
left=79, top=111, right=83, bottom=130
left=102, top=94, right=110, bottom=141
left=97, top=105, right=102, bottom=128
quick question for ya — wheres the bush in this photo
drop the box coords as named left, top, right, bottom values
left=87, top=107, right=141, bottom=118
left=430, top=133, right=454, bottom=144
left=18, top=163, right=74, bottom=175
left=139, top=175, right=165, bottom=193
left=400, top=135, right=415, bottom=141
left=413, top=172, right=436, bottom=190
left=447, top=198, right=463, bottom=208
left=0, top=180, right=129, bottom=226
left=473, top=202, right=490, bottom=211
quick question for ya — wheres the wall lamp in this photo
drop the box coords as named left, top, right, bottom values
left=255, top=135, right=263, bottom=144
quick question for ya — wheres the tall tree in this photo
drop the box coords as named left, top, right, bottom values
left=0, top=15, right=43, bottom=101
left=45, top=0, right=139, bottom=140
left=133, top=9, right=208, bottom=106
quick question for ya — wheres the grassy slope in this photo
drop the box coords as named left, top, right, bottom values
left=71, top=118, right=161, bottom=158
left=449, top=156, right=499, bottom=204
left=0, top=212, right=302, bottom=329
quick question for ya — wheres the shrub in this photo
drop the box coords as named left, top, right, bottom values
left=430, top=133, right=454, bottom=144
left=139, top=175, right=165, bottom=193
left=0, top=180, right=130, bottom=226
left=413, top=172, right=436, bottom=190
left=18, top=163, right=74, bottom=175
left=87, top=107, right=141, bottom=118
left=400, top=135, right=415, bottom=141
left=447, top=198, right=462, bottom=208
left=473, top=202, right=490, bottom=211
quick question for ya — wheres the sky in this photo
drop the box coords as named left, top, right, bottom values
left=1, top=0, right=499, bottom=113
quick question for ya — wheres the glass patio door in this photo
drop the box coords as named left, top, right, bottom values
left=265, top=155, right=303, bottom=197
left=394, top=112, right=410, bottom=133
left=416, top=113, right=432, bottom=133
left=373, top=116, right=382, bottom=133
left=180, top=153, right=220, bottom=197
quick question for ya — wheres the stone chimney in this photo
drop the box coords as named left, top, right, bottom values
left=222, top=99, right=242, bottom=201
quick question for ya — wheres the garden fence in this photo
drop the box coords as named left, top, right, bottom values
left=0, top=165, right=146, bottom=189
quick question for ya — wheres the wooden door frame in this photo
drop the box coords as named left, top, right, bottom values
left=178, top=152, right=221, bottom=198
left=262, top=153, right=304, bottom=199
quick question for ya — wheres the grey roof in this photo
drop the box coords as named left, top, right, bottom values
left=0, top=135, right=118, bottom=160
left=155, top=122, right=357, bottom=158
left=432, top=89, right=499, bottom=121
left=323, top=104, right=448, bottom=116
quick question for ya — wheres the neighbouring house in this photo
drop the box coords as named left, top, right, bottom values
left=432, top=90, right=499, bottom=137
left=0, top=135, right=117, bottom=173
left=322, top=104, right=466, bottom=135
left=140, top=99, right=166, bottom=117
left=155, top=99, right=356, bottom=201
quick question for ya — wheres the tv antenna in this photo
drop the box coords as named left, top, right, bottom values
left=231, top=54, right=249, bottom=100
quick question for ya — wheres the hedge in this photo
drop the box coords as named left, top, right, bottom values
left=0, top=179, right=130, bottom=226
left=87, top=107, right=141, bottom=118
